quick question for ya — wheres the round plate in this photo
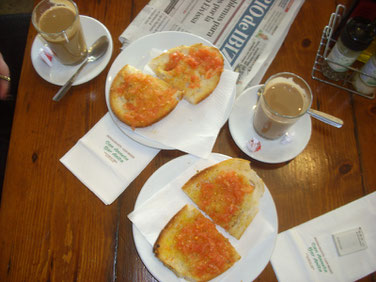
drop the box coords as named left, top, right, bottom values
left=105, top=31, right=235, bottom=150
left=229, top=85, right=312, bottom=164
left=31, top=15, right=113, bottom=86
left=132, top=153, right=278, bottom=282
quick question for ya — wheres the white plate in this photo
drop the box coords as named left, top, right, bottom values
left=229, top=85, right=312, bottom=164
left=105, top=31, right=235, bottom=150
left=31, top=15, right=113, bottom=86
left=132, top=153, right=278, bottom=282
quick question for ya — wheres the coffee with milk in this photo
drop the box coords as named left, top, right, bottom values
left=32, top=0, right=87, bottom=65
left=253, top=74, right=312, bottom=139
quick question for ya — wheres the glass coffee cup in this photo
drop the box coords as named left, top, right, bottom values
left=253, top=72, right=313, bottom=140
left=32, top=0, right=87, bottom=65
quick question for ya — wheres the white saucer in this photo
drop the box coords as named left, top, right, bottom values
left=229, top=85, right=312, bottom=164
left=105, top=31, right=235, bottom=150
left=31, top=15, right=113, bottom=86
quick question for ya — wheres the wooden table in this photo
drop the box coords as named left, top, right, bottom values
left=0, top=0, right=375, bottom=281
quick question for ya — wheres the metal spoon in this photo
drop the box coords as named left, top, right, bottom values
left=53, top=36, right=109, bottom=102
left=308, top=109, right=343, bottom=128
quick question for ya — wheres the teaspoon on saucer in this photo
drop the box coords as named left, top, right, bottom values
left=53, top=35, right=109, bottom=102
left=308, top=109, right=343, bottom=128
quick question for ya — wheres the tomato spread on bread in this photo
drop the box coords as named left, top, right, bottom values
left=149, top=43, right=224, bottom=104
left=164, top=47, right=223, bottom=89
left=117, top=72, right=177, bottom=126
left=175, top=212, right=238, bottom=278
left=199, top=171, right=254, bottom=229
left=109, top=65, right=181, bottom=129
left=153, top=205, right=240, bottom=281
left=182, top=158, right=265, bottom=239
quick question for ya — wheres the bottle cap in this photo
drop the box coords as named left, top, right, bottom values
left=341, top=17, right=376, bottom=51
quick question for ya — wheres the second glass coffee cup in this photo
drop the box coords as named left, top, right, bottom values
left=253, top=72, right=313, bottom=140
left=32, top=0, right=87, bottom=65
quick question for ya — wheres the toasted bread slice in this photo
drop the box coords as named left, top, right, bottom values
left=109, top=64, right=182, bottom=128
left=182, top=158, right=265, bottom=239
left=149, top=43, right=224, bottom=104
left=153, top=205, right=240, bottom=281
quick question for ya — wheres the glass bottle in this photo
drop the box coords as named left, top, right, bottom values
left=322, top=17, right=376, bottom=81
left=332, top=0, right=376, bottom=63
left=358, top=38, right=376, bottom=63
left=352, top=55, right=376, bottom=94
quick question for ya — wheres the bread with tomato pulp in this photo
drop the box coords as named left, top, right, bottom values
left=109, top=64, right=182, bottom=128
left=149, top=43, right=224, bottom=104
left=182, top=158, right=265, bottom=239
left=153, top=204, right=240, bottom=281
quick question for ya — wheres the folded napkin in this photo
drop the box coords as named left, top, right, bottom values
left=60, top=113, right=160, bottom=205
left=271, top=192, right=376, bottom=281
left=128, top=154, right=276, bottom=281
left=131, top=69, right=239, bottom=159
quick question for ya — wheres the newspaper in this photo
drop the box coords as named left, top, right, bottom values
left=119, top=0, right=305, bottom=94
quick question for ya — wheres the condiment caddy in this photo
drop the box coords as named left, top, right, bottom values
left=312, top=4, right=376, bottom=99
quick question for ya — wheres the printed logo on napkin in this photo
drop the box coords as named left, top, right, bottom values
left=304, top=236, right=334, bottom=275
left=103, top=134, right=135, bottom=165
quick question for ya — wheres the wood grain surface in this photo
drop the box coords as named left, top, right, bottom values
left=0, top=0, right=375, bottom=281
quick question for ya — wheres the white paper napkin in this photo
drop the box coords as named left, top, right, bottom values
left=271, top=192, right=376, bottom=282
left=128, top=155, right=276, bottom=281
left=131, top=68, right=239, bottom=159
left=60, top=113, right=160, bottom=205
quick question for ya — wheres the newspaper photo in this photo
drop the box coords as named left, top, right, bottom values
left=119, top=0, right=305, bottom=94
